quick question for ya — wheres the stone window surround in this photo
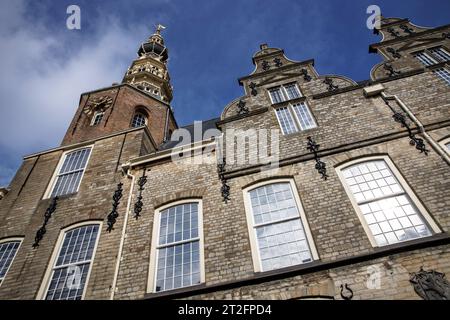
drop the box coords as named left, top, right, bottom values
left=36, top=220, right=103, bottom=300
left=335, top=155, right=441, bottom=248
left=242, top=178, right=319, bottom=273
left=147, top=199, right=205, bottom=294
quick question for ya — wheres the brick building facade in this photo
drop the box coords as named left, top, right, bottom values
left=0, top=17, right=449, bottom=300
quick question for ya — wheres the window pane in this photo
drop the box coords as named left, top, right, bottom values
left=156, top=203, right=201, bottom=292
left=0, top=241, right=21, bottom=280
left=292, top=102, right=316, bottom=130
left=342, top=160, right=432, bottom=246
left=413, top=52, right=436, bottom=66
left=92, top=112, right=104, bottom=126
left=132, top=113, right=147, bottom=127
left=284, top=83, right=301, bottom=100
left=249, top=183, right=299, bottom=224
left=51, top=148, right=91, bottom=197
left=434, top=68, right=450, bottom=86
left=45, top=225, right=99, bottom=300
left=429, top=47, right=450, bottom=62
left=257, top=219, right=312, bottom=271
left=275, top=107, right=298, bottom=135
left=249, top=183, right=313, bottom=271
left=269, top=87, right=284, bottom=104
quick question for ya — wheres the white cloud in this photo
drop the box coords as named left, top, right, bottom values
left=0, top=0, right=159, bottom=185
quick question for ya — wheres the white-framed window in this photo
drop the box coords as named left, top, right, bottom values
left=243, top=179, right=319, bottom=272
left=0, top=238, right=22, bottom=286
left=428, top=47, right=450, bottom=62
left=268, top=82, right=302, bottom=104
left=148, top=200, right=205, bottom=293
left=275, top=107, right=298, bottom=135
left=90, top=111, right=104, bottom=126
left=439, top=137, right=450, bottom=154
left=131, top=112, right=147, bottom=128
left=45, top=146, right=92, bottom=198
left=336, top=156, right=440, bottom=247
left=433, top=68, right=450, bottom=86
left=37, top=222, right=101, bottom=300
left=275, top=102, right=316, bottom=135
left=413, top=51, right=437, bottom=66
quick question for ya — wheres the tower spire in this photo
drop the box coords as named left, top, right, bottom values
left=122, top=24, right=173, bottom=103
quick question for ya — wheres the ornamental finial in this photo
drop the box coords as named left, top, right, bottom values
left=155, top=23, right=166, bottom=35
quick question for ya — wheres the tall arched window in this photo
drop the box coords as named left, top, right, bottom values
left=38, top=222, right=101, bottom=300
left=0, top=238, right=22, bottom=286
left=148, top=200, right=204, bottom=293
left=337, top=156, right=440, bottom=247
left=131, top=112, right=147, bottom=128
left=243, top=179, right=318, bottom=272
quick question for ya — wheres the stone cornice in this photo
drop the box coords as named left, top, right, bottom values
left=369, top=24, right=450, bottom=52
left=238, top=59, right=315, bottom=85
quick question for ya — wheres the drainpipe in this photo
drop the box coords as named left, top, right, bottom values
left=110, top=163, right=135, bottom=300
left=363, top=84, right=450, bottom=165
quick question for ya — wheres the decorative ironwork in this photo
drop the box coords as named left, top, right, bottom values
left=134, top=170, right=148, bottom=219
left=392, top=112, right=429, bottom=155
left=107, top=183, right=124, bottom=232
left=387, top=27, right=400, bottom=38
left=217, top=157, right=231, bottom=203
left=300, top=68, right=312, bottom=82
left=399, top=24, right=414, bottom=35
left=249, top=82, right=258, bottom=96
left=32, top=197, right=58, bottom=248
left=410, top=267, right=450, bottom=300
left=261, top=60, right=270, bottom=71
left=382, top=96, right=429, bottom=155
left=306, top=137, right=328, bottom=180
left=323, top=77, right=339, bottom=92
left=387, top=47, right=401, bottom=59
left=340, top=284, right=353, bottom=300
left=236, top=100, right=249, bottom=115
left=384, top=63, right=401, bottom=77
left=273, top=57, right=283, bottom=67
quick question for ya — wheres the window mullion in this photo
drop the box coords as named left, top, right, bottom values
left=289, top=104, right=303, bottom=130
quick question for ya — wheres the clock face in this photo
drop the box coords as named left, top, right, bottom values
left=83, top=96, right=114, bottom=115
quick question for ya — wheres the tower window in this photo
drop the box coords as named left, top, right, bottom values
left=433, top=68, right=450, bottom=86
left=243, top=180, right=318, bottom=272
left=42, top=224, right=100, bottom=300
left=132, top=112, right=147, bottom=128
left=90, top=111, right=104, bottom=126
left=268, top=83, right=302, bottom=104
left=0, top=239, right=22, bottom=286
left=275, top=102, right=316, bottom=135
left=337, top=157, right=440, bottom=247
left=48, top=147, right=92, bottom=198
left=149, top=201, right=204, bottom=292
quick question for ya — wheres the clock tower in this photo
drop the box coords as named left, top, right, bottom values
left=61, top=25, right=177, bottom=148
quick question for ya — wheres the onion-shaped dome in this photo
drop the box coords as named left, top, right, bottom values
left=137, top=32, right=168, bottom=62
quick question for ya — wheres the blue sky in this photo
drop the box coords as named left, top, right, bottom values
left=0, top=0, right=449, bottom=186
